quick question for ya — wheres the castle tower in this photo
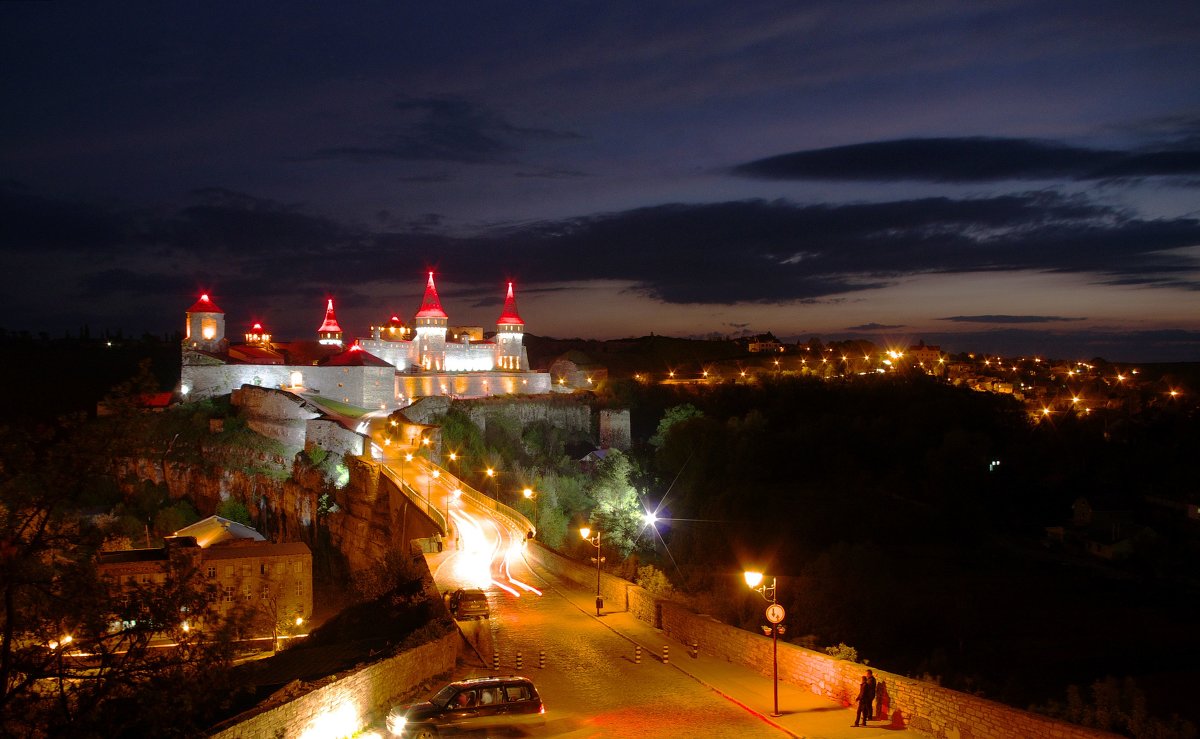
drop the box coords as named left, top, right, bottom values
left=317, top=298, right=343, bottom=347
left=184, top=293, right=227, bottom=352
left=244, top=321, right=271, bottom=346
left=414, top=272, right=448, bottom=370
left=495, top=281, right=525, bottom=371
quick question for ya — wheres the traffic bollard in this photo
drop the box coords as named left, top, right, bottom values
left=692, top=640, right=699, bottom=658
left=635, top=645, right=641, bottom=664
left=492, top=650, right=499, bottom=670
left=516, top=651, right=523, bottom=669
left=662, top=645, right=669, bottom=664
left=539, top=649, right=545, bottom=669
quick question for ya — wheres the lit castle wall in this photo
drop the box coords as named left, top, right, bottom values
left=180, top=274, right=550, bottom=407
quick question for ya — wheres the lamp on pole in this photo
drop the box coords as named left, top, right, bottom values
left=580, top=527, right=603, bottom=615
left=427, top=468, right=439, bottom=507
left=523, top=487, right=537, bottom=536
left=485, top=467, right=496, bottom=499
left=745, top=571, right=784, bottom=717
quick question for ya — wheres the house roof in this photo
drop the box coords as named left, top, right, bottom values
left=497, top=282, right=524, bottom=326
left=323, top=345, right=394, bottom=367
left=173, top=515, right=266, bottom=548
left=415, top=272, right=448, bottom=319
left=187, top=293, right=223, bottom=314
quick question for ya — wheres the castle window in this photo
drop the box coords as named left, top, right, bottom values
left=260, top=585, right=271, bottom=601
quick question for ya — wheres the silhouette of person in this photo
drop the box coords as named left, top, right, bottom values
left=875, top=679, right=889, bottom=721
left=854, top=676, right=871, bottom=727
left=864, top=669, right=876, bottom=723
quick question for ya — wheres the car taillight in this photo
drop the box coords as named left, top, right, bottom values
left=539, top=705, right=545, bottom=714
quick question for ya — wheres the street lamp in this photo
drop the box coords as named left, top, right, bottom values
left=580, top=527, right=603, bottom=615
left=745, top=570, right=784, bottom=717
left=486, top=467, right=496, bottom=499
left=524, top=488, right=538, bottom=535
left=427, top=468, right=439, bottom=506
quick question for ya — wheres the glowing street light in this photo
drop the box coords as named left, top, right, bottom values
left=744, top=571, right=784, bottom=717
left=580, top=527, right=603, bottom=615
left=524, top=488, right=538, bottom=535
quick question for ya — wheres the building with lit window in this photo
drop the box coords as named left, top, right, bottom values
left=180, top=274, right=551, bottom=406
left=97, top=516, right=312, bottom=633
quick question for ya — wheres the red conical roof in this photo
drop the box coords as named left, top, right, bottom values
left=187, top=293, right=223, bottom=314
left=415, top=272, right=448, bottom=319
left=318, top=298, right=343, bottom=333
left=497, top=282, right=524, bottom=325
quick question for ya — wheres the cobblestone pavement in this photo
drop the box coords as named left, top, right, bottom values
left=430, top=548, right=783, bottom=737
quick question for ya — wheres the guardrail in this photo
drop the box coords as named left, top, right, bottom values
left=378, top=463, right=447, bottom=534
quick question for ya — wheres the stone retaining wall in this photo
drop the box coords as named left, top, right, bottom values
left=210, top=632, right=457, bottom=739
left=528, top=544, right=1115, bottom=739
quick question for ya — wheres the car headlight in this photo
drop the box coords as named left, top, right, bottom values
left=385, top=711, right=407, bottom=736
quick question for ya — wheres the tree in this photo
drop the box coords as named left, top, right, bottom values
left=585, top=451, right=646, bottom=558
left=216, top=498, right=252, bottom=527
left=649, top=403, right=703, bottom=448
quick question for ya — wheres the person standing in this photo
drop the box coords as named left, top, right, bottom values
left=854, top=676, right=871, bottom=726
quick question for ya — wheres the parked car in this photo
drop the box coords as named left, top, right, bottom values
left=386, top=675, right=545, bottom=737
left=446, top=588, right=489, bottom=620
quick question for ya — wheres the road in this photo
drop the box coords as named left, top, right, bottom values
left=351, top=411, right=911, bottom=738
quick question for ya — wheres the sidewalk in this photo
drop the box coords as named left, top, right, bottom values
left=546, top=574, right=922, bottom=739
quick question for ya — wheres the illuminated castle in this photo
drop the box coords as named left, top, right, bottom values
left=180, top=274, right=549, bottom=406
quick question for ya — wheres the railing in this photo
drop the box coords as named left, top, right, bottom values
left=378, top=463, right=447, bottom=534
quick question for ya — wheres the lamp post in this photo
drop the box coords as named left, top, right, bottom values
left=523, top=488, right=537, bottom=536
left=427, top=468, right=439, bottom=507
left=745, top=571, right=784, bottom=717
left=486, top=467, right=496, bottom=500
left=580, top=527, right=602, bottom=615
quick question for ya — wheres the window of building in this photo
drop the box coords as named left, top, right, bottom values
left=293, top=561, right=303, bottom=574
left=225, top=565, right=234, bottom=577
left=207, top=566, right=216, bottom=578
left=243, top=585, right=252, bottom=601
left=276, top=562, right=285, bottom=574
left=223, top=587, right=234, bottom=603
left=260, top=562, right=268, bottom=575
left=260, top=585, right=271, bottom=601
left=242, top=564, right=251, bottom=577
left=295, top=581, right=302, bottom=597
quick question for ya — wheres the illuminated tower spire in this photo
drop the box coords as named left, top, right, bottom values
left=495, top=281, right=525, bottom=371
left=413, top=272, right=448, bottom=370
left=317, top=298, right=344, bottom=346
left=415, top=271, right=448, bottom=318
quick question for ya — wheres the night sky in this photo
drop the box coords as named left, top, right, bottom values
left=3, top=2, right=1199, bottom=361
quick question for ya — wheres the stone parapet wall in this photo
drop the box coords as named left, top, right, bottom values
left=527, top=543, right=1115, bottom=739
left=460, top=397, right=592, bottom=440
left=304, top=418, right=365, bottom=458
left=231, top=385, right=321, bottom=448
left=209, top=621, right=456, bottom=739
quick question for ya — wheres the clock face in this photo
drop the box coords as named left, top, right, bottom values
left=765, top=604, right=786, bottom=624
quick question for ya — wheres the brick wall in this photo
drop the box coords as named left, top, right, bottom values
left=528, top=544, right=1116, bottom=739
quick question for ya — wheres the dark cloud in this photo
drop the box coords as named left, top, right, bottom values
left=889, top=328, right=1200, bottom=364
left=308, top=97, right=580, bottom=165
left=0, top=183, right=140, bottom=254
left=730, top=137, right=1200, bottom=183
left=846, top=322, right=905, bottom=330
left=940, top=315, right=1087, bottom=324
left=6, top=187, right=1199, bottom=349
left=465, top=193, right=1200, bottom=304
